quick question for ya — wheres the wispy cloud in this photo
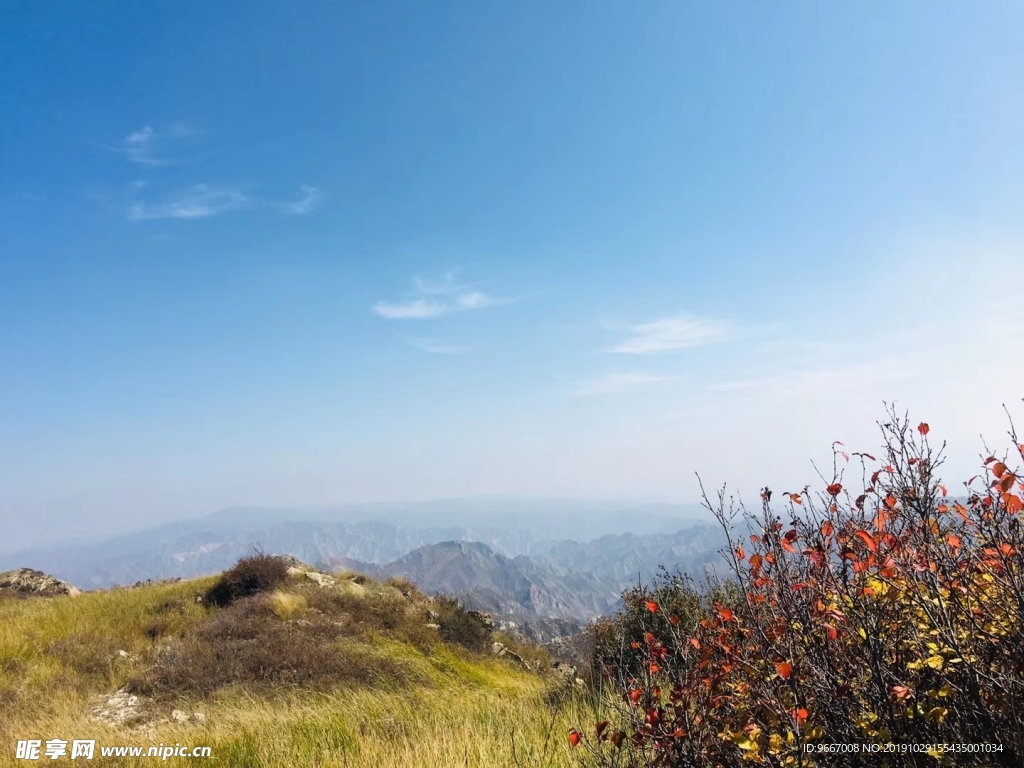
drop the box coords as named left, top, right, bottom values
left=374, top=274, right=504, bottom=320
left=126, top=183, right=249, bottom=221
left=575, top=372, right=674, bottom=396
left=109, top=124, right=197, bottom=166
left=405, top=338, right=473, bottom=355
left=608, top=313, right=728, bottom=354
left=123, top=126, right=162, bottom=165
left=279, top=185, right=322, bottom=215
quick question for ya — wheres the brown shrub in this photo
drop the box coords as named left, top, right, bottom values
left=132, top=595, right=415, bottom=696
left=431, top=596, right=492, bottom=652
left=203, top=552, right=289, bottom=608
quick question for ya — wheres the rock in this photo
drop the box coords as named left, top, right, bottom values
left=491, top=642, right=506, bottom=656
left=192, top=713, right=206, bottom=724
left=171, top=710, right=189, bottom=724
left=467, top=610, right=494, bottom=628
left=0, top=568, right=81, bottom=597
left=305, top=571, right=334, bottom=588
left=90, top=689, right=146, bottom=727
left=425, top=623, right=440, bottom=630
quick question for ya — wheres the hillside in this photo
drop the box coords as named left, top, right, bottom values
left=0, top=557, right=585, bottom=768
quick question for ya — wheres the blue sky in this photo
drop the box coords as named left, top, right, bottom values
left=2, top=1, right=1023, bottom=550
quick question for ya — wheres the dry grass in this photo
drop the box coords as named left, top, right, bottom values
left=0, top=566, right=581, bottom=768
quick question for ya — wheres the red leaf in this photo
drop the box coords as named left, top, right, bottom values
left=824, top=624, right=838, bottom=641
left=855, top=530, right=877, bottom=553
left=938, top=483, right=948, bottom=497
left=827, top=483, right=842, bottom=497
left=645, top=600, right=659, bottom=613
left=568, top=729, right=581, bottom=747
left=669, top=614, right=680, bottom=626
left=776, top=661, right=793, bottom=680
left=918, top=422, right=930, bottom=436
left=649, top=663, right=660, bottom=674
left=734, top=545, right=746, bottom=561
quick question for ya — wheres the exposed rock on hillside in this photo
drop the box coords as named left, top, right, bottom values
left=0, top=568, right=81, bottom=597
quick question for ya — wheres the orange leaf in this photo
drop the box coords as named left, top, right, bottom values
left=568, top=729, right=581, bottom=747
left=821, top=520, right=834, bottom=536
left=689, top=637, right=701, bottom=650
left=644, top=632, right=655, bottom=644
left=947, top=534, right=961, bottom=550
left=781, top=537, right=796, bottom=554
left=776, top=661, right=793, bottom=680
left=855, top=530, right=878, bottom=553
left=792, top=707, right=809, bottom=724
left=993, top=462, right=1007, bottom=479
left=884, top=495, right=897, bottom=509
left=938, top=483, right=948, bottom=497
left=918, top=422, right=930, bottom=436
left=649, top=663, right=660, bottom=674
left=1006, top=495, right=1023, bottom=515
left=789, top=493, right=803, bottom=506
left=999, top=474, right=1015, bottom=493
left=824, top=624, right=838, bottom=641
left=735, top=545, right=746, bottom=560
left=717, top=607, right=735, bottom=622
left=645, top=600, right=659, bottom=613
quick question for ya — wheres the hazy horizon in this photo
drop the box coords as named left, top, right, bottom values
left=3, top=3, right=1023, bottom=554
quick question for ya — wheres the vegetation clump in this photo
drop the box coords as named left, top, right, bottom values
left=203, top=551, right=291, bottom=607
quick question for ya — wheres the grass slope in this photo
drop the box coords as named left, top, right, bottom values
left=0, top=569, right=587, bottom=767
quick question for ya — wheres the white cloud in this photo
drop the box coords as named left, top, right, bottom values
left=575, top=372, right=673, bottom=396
left=113, top=123, right=197, bottom=166
left=279, top=185, right=322, bottom=215
left=127, top=184, right=249, bottom=221
left=374, top=300, right=449, bottom=319
left=122, top=126, right=162, bottom=165
left=374, top=275, right=502, bottom=320
left=406, top=338, right=473, bottom=355
left=608, top=313, right=728, bottom=354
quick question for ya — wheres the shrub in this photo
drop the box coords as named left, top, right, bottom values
left=431, top=596, right=493, bottom=653
left=132, top=594, right=413, bottom=695
left=577, top=407, right=1024, bottom=767
left=203, top=552, right=290, bottom=608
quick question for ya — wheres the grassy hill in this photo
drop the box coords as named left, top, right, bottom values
left=0, top=557, right=587, bottom=767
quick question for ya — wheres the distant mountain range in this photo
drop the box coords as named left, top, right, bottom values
left=0, top=498, right=726, bottom=621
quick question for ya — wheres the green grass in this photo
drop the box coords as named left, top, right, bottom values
left=0, top=572, right=589, bottom=767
